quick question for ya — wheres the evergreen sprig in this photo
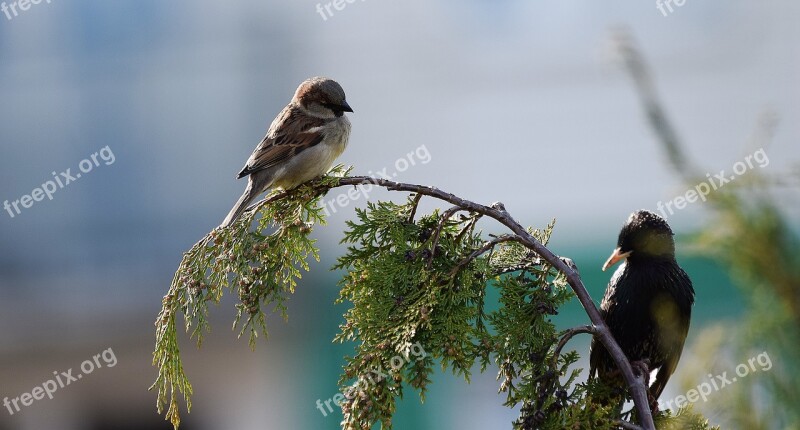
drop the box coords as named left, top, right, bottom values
left=150, top=169, right=342, bottom=428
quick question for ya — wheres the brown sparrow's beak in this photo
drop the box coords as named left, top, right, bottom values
left=340, top=100, right=354, bottom=113
left=602, top=247, right=632, bottom=272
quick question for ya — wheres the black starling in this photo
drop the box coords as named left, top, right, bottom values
left=589, top=210, right=695, bottom=409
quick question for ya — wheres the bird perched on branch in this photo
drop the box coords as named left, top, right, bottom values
left=589, top=210, right=694, bottom=410
left=220, top=77, right=353, bottom=227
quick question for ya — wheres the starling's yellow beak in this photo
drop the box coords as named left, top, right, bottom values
left=602, top=247, right=632, bottom=271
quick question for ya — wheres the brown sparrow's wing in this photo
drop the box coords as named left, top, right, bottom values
left=237, top=106, right=328, bottom=179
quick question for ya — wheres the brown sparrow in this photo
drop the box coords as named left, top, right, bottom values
left=221, top=77, right=353, bottom=227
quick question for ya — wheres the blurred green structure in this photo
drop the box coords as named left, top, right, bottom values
left=616, top=30, right=800, bottom=430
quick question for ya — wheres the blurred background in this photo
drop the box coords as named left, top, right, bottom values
left=0, top=1, right=797, bottom=429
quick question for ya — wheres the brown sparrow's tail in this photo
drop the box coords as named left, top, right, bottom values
left=220, top=180, right=262, bottom=228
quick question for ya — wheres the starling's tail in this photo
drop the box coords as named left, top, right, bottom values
left=221, top=181, right=262, bottom=228
left=649, top=365, right=672, bottom=406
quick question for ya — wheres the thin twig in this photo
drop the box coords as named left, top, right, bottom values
left=427, top=206, right=465, bottom=268
left=493, top=259, right=547, bottom=275
left=407, top=193, right=423, bottom=223
left=448, top=234, right=521, bottom=278
left=551, top=325, right=595, bottom=369
left=454, top=213, right=483, bottom=244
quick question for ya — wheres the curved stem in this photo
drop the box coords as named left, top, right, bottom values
left=551, top=325, right=595, bottom=369
left=427, top=206, right=465, bottom=268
